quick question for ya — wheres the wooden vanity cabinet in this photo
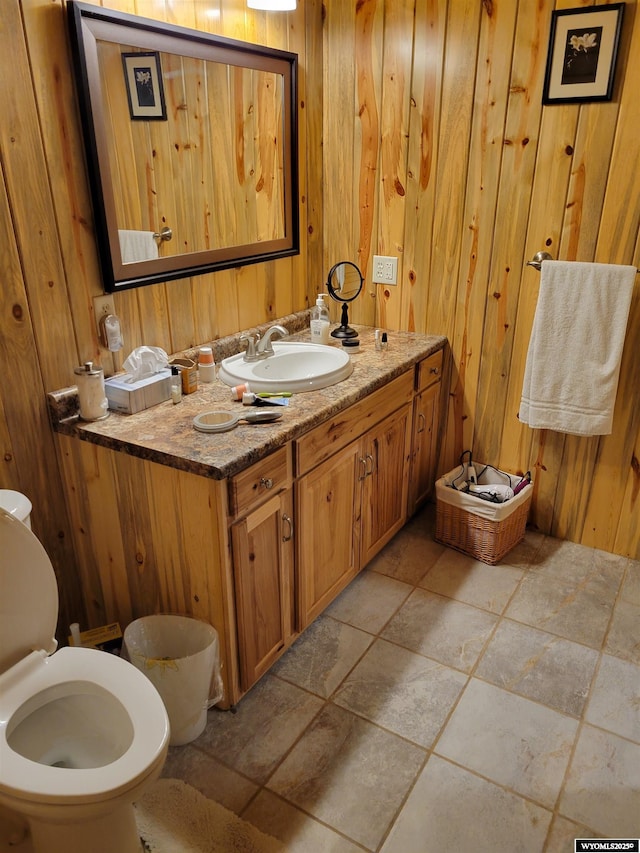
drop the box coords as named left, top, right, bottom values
left=56, top=345, right=445, bottom=704
left=296, top=441, right=363, bottom=629
left=360, top=403, right=412, bottom=566
left=408, top=349, right=443, bottom=515
left=229, top=446, right=295, bottom=693
left=231, top=489, right=295, bottom=693
left=295, top=373, right=414, bottom=630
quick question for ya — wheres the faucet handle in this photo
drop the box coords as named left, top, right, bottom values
left=257, top=324, right=288, bottom=356
left=240, top=332, right=260, bottom=361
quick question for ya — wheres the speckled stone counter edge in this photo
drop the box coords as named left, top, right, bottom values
left=48, top=316, right=446, bottom=481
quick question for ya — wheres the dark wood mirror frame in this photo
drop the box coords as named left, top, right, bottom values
left=68, top=1, right=299, bottom=292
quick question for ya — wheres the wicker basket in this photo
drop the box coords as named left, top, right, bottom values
left=435, top=464, right=532, bottom=565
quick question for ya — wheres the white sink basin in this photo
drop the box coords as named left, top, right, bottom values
left=218, top=341, right=353, bottom=393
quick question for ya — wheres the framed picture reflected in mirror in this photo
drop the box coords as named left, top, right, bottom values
left=122, top=51, right=167, bottom=121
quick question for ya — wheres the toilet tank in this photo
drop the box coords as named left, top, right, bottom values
left=0, top=490, right=32, bottom=529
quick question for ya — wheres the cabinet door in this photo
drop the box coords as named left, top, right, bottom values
left=296, top=442, right=363, bottom=630
left=408, top=381, right=440, bottom=514
left=361, top=404, right=412, bottom=566
left=232, top=490, right=294, bottom=693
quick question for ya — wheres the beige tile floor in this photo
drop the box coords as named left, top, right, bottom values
left=163, top=505, right=640, bottom=852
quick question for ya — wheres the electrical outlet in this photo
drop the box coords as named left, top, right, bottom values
left=93, top=295, right=115, bottom=340
left=372, top=255, right=398, bottom=285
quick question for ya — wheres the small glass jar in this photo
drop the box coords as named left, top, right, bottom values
left=170, top=366, right=182, bottom=404
left=74, top=361, right=109, bottom=421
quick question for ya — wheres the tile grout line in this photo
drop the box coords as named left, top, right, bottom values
left=541, top=551, right=635, bottom=850
left=172, top=509, right=638, bottom=851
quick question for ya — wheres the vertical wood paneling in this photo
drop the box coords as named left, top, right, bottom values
left=1, top=0, right=639, bottom=651
left=322, top=0, right=639, bottom=556
left=0, top=0, right=87, bottom=639
left=500, top=102, right=580, bottom=532
left=448, top=1, right=518, bottom=460
left=353, top=0, right=383, bottom=320
left=302, top=0, right=324, bottom=310
left=375, top=0, right=413, bottom=331
left=472, top=2, right=552, bottom=470
left=401, top=0, right=446, bottom=334
left=57, top=435, right=127, bottom=625
left=56, top=434, right=237, bottom=698
left=323, top=0, right=358, bottom=274
left=426, top=0, right=480, bottom=340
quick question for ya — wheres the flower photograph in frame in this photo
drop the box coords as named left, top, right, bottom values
left=542, top=3, right=625, bottom=104
left=122, top=51, right=167, bottom=120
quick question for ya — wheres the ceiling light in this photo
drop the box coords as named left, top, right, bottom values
left=247, top=0, right=296, bottom=10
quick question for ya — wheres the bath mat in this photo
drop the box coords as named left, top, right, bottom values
left=135, top=778, right=284, bottom=853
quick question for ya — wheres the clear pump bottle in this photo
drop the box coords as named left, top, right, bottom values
left=310, top=293, right=330, bottom=344
left=170, top=366, right=182, bottom=404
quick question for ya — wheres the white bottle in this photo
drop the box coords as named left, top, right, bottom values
left=198, top=346, right=216, bottom=383
left=310, top=293, right=330, bottom=344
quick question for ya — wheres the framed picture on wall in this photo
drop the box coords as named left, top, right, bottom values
left=542, top=3, right=625, bottom=104
left=121, top=51, right=167, bottom=120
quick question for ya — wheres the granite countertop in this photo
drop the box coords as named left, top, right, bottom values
left=50, top=323, right=446, bottom=480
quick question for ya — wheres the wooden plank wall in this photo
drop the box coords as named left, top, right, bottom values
left=323, top=0, right=640, bottom=558
left=0, top=0, right=638, bottom=654
left=101, top=44, right=285, bottom=252
left=0, top=0, right=319, bottom=640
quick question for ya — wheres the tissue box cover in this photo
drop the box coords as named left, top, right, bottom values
left=105, top=368, right=172, bottom=414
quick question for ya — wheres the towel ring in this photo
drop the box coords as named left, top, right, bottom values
left=526, top=251, right=639, bottom=274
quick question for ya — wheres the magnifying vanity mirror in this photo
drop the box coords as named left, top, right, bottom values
left=326, top=261, right=364, bottom=339
left=68, top=1, right=299, bottom=292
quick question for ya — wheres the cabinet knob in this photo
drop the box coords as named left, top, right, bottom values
left=417, top=412, right=426, bottom=434
left=430, top=366, right=440, bottom=375
left=260, top=477, right=274, bottom=490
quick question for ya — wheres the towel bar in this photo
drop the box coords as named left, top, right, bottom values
left=153, top=226, right=172, bottom=243
left=526, top=251, right=639, bottom=273
left=526, top=251, right=553, bottom=271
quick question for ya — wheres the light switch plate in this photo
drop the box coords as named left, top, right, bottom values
left=372, top=255, right=398, bottom=285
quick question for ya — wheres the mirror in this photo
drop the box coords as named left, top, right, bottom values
left=68, top=1, right=299, bottom=292
left=326, top=261, right=364, bottom=339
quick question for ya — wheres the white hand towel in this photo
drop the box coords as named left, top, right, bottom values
left=118, top=230, right=159, bottom=264
left=519, top=260, right=635, bottom=436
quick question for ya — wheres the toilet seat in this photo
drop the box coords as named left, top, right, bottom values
left=0, top=647, right=169, bottom=805
left=0, top=508, right=169, bottom=807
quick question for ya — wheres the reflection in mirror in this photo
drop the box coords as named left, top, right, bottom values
left=68, top=2, right=299, bottom=291
left=326, top=261, right=364, bottom=339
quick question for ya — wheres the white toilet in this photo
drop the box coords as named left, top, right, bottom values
left=0, top=500, right=170, bottom=853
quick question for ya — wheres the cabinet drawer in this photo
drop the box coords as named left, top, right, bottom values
left=229, top=445, right=292, bottom=519
left=416, top=349, right=443, bottom=392
left=295, top=370, right=414, bottom=476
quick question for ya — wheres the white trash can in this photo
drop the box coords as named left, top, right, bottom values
left=123, top=614, right=223, bottom=746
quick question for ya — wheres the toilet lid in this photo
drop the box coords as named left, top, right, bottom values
left=0, top=509, right=58, bottom=675
left=0, top=489, right=32, bottom=522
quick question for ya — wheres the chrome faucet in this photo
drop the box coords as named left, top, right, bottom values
left=256, top=324, right=288, bottom=357
left=240, top=332, right=260, bottom=362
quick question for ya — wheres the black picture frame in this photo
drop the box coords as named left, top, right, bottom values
left=542, top=3, right=625, bottom=104
left=67, top=1, right=299, bottom=292
left=121, top=51, right=167, bottom=120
